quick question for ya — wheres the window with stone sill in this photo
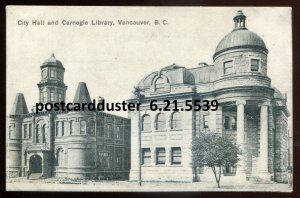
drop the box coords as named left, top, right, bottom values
left=156, top=113, right=166, bottom=131
left=156, top=148, right=166, bottom=165
left=142, top=148, right=151, bottom=165
left=171, top=147, right=182, bottom=165
left=250, top=59, right=259, bottom=72
left=171, top=112, right=182, bottom=130
left=142, top=114, right=151, bottom=132
left=223, top=60, right=234, bottom=74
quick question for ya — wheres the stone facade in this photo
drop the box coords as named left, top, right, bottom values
left=7, top=54, right=131, bottom=180
left=129, top=11, right=290, bottom=183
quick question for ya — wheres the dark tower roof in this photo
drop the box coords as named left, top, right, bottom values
left=41, top=53, right=64, bottom=69
left=73, top=82, right=92, bottom=104
left=10, top=93, right=29, bottom=115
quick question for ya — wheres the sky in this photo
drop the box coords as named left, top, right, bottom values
left=6, top=6, right=292, bottom=131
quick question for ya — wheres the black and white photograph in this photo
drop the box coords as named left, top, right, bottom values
left=6, top=6, right=292, bottom=192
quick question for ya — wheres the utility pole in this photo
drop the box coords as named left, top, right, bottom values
left=134, top=87, right=143, bottom=186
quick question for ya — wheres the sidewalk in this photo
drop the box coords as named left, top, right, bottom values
left=6, top=177, right=292, bottom=192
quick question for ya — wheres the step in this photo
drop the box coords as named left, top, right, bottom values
left=29, top=173, right=43, bottom=180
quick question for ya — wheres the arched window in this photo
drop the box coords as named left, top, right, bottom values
left=41, top=124, right=46, bottom=143
left=80, top=120, right=86, bottom=135
left=156, top=113, right=166, bottom=130
left=171, top=112, right=182, bottom=130
left=142, top=115, right=151, bottom=131
left=36, top=124, right=40, bottom=143
left=155, top=77, right=165, bottom=91
left=56, top=148, right=64, bottom=166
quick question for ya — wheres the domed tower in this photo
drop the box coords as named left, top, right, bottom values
left=66, top=82, right=96, bottom=179
left=213, top=10, right=269, bottom=78
left=211, top=11, right=276, bottom=182
left=8, top=93, right=29, bottom=177
left=37, top=54, right=67, bottom=104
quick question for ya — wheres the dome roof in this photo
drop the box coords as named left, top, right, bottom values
left=41, top=53, right=64, bottom=68
left=214, top=29, right=267, bottom=55
left=214, top=11, right=267, bottom=58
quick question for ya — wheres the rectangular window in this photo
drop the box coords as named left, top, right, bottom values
left=203, top=115, right=209, bottom=129
left=61, top=121, right=65, bottom=136
left=156, top=148, right=166, bottom=165
left=80, top=120, right=86, bottom=134
left=29, top=124, right=32, bottom=138
left=223, top=60, right=234, bottom=74
left=50, top=90, right=54, bottom=102
left=24, top=124, right=27, bottom=138
left=251, top=59, right=259, bottom=71
left=70, top=120, right=74, bottom=135
left=50, top=69, right=55, bottom=78
left=171, top=147, right=182, bottom=165
left=224, top=116, right=230, bottom=130
left=142, top=148, right=151, bottom=165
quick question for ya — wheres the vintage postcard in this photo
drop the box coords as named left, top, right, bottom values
left=6, top=6, right=292, bottom=192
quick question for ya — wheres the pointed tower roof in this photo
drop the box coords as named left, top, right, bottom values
left=10, top=93, right=29, bottom=115
left=73, top=82, right=92, bottom=104
left=41, top=53, right=64, bottom=69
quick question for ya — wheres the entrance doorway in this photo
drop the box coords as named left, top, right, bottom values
left=29, top=155, right=42, bottom=173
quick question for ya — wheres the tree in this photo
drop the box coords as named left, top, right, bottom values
left=192, top=132, right=241, bottom=188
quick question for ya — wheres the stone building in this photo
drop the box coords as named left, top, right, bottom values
left=7, top=54, right=131, bottom=180
left=129, top=11, right=290, bottom=183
